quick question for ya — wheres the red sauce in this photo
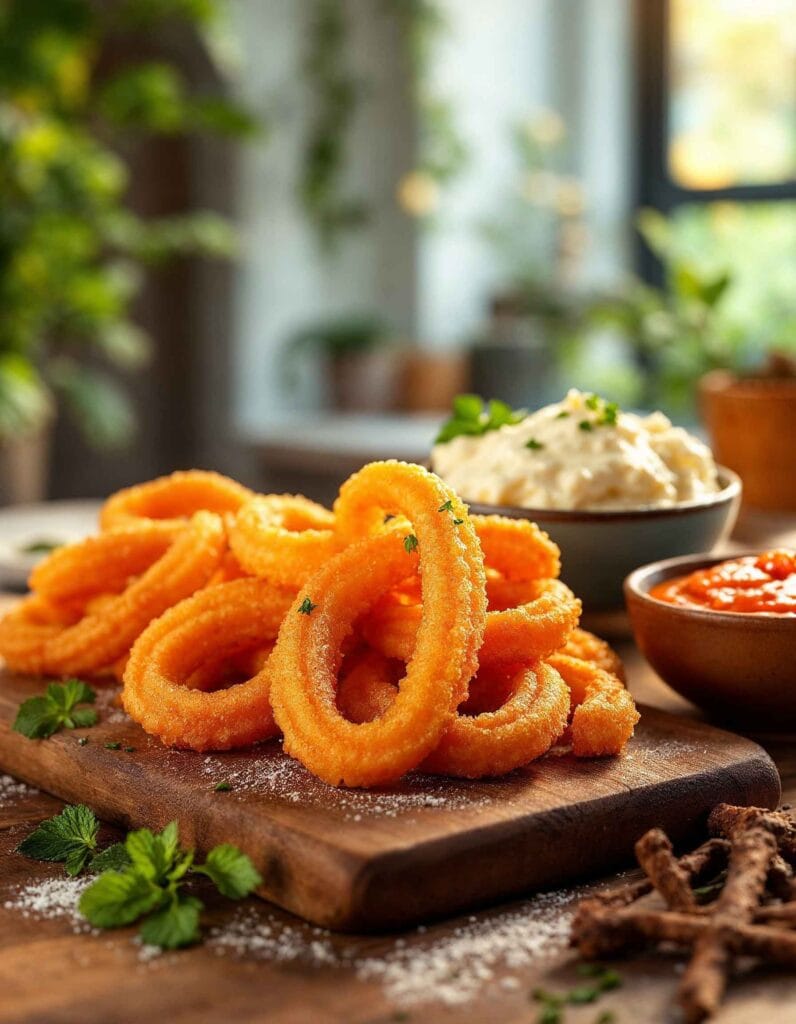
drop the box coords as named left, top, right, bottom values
left=650, top=549, right=796, bottom=615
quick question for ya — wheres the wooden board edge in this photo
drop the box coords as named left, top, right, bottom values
left=336, top=746, right=782, bottom=931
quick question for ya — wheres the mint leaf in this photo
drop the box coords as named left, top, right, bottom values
left=65, top=846, right=92, bottom=877
left=125, top=821, right=182, bottom=883
left=70, top=708, right=99, bottom=728
left=17, top=805, right=99, bottom=871
left=452, top=393, right=484, bottom=421
left=61, top=679, right=96, bottom=707
left=435, top=394, right=526, bottom=444
left=12, top=696, right=60, bottom=738
left=12, top=680, right=97, bottom=739
left=196, top=844, right=262, bottom=900
left=79, top=870, right=163, bottom=928
left=140, top=894, right=202, bottom=950
left=90, top=843, right=131, bottom=873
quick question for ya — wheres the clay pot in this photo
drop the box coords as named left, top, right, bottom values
left=700, top=370, right=796, bottom=512
left=0, top=429, right=50, bottom=505
left=399, top=349, right=469, bottom=412
left=328, top=349, right=402, bottom=412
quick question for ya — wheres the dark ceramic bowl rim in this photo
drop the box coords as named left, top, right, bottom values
left=624, top=551, right=796, bottom=629
left=465, top=466, right=741, bottom=523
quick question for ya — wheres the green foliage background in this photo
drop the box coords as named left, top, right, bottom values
left=0, top=0, right=257, bottom=448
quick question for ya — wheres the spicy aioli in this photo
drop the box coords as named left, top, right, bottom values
left=650, top=549, right=796, bottom=615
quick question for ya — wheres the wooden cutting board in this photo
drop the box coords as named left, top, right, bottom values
left=0, top=670, right=780, bottom=931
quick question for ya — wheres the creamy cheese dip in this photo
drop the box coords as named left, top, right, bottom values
left=431, top=390, right=720, bottom=510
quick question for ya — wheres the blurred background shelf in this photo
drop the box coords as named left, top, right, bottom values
left=242, top=413, right=440, bottom=502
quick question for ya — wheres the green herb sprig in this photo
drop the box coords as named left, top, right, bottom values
left=19, top=807, right=262, bottom=949
left=581, top=393, right=620, bottom=429
left=404, top=533, right=419, bottom=553
left=13, top=679, right=98, bottom=739
left=79, top=819, right=261, bottom=948
left=435, top=394, right=526, bottom=444
left=17, top=805, right=101, bottom=876
left=298, top=596, right=317, bottom=615
left=531, top=965, right=622, bottom=1023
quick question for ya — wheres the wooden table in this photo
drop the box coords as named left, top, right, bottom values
left=1, top=647, right=794, bottom=1024
left=2, top=504, right=796, bottom=1024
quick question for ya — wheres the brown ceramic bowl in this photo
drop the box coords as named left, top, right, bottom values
left=625, top=552, right=796, bottom=728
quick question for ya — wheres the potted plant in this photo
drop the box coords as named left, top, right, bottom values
left=0, top=0, right=256, bottom=502
left=283, top=314, right=402, bottom=412
left=700, top=355, right=796, bottom=512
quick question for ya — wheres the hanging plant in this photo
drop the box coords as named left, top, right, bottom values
left=298, top=0, right=369, bottom=251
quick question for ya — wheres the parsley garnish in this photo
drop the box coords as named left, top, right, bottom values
left=525, top=438, right=544, bottom=450
left=13, top=679, right=97, bottom=739
left=438, top=500, right=453, bottom=513
left=452, top=517, right=464, bottom=525
left=214, top=781, right=232, bottom=792
left=124, top=746, right=135, bottom=753
left=78, top=819, right=261, bottom=949
left=17, top=805, right=100, bottom=876
left=20, top=539, right=61, bottom=555
left=556, top=410, right=570, bottom=419
left=298, top=596, right=317, bottom=615
left=435, top=394, right=526, bottom=444
left=578, top=419, right=594, bottom=432
left=531, top=966, right=622, bottom=1022
left=105, top=741, right=121, bottom=750
left=404, top=534, right=419, bottom=554
left=579, top=394, right=620, bottom=429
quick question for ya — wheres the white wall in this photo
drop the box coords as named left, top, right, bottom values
left=230, top=0, right=634, bottom=427
left=231, top=0, right=415, bottom=430
left=416, top=0, right=634, bottom=346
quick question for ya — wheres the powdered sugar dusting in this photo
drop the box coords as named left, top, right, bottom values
left=356, top=891, right=577, bottom=1006
left=0, top=773, right=36, bottom=807
left=195, top=747, right=494, bottom=819
left=94, top=686, right=130, bottom=725
left=208, top=888, right=578, bottom=1007
left=3, top=875, right=94, bottom=933
left=209, top=911, right=338, bottom=966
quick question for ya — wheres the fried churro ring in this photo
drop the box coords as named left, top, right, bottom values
left=472, top=515, right=560, bottom=581
left=334, top=460, right=487, bottom=704
left=422, top=660, right=570, bottom=778
left=547, top=653, right=639, bottom=756
left=559, top=627, right=625, bottom=681
left=100, top=470, right=254, bottom=530
left=271, top=465, right=487, bottom=787
left=336, top=650, right=569, bottom=779
left=336, top=648, right=403, bottom=724
left=122, top=579, right=293, bottom=749
left=228, top=494, right=341, bottom=588
left=361, top=577, right=580, bottom=666
left=29, top=522, right=181, bottom=602
left=0, top=512, right=225, bottom=676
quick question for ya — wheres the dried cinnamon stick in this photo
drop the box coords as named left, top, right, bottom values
left=635, top=828, right=697, bottom=912
left=709, top=804, right=796, bottom=861
left=677, top=825, right=778, bottom=1023
left=573, top=901, right=796, bottom=965
left=593, top=838, right=729, bottom=908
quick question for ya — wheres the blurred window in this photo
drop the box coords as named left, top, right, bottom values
left=637, top=0, right=796, bottom=284
left=668, top=0, right=796, bottom=189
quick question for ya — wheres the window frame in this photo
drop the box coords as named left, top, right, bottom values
left=634, top=0, right=796, bottom=279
